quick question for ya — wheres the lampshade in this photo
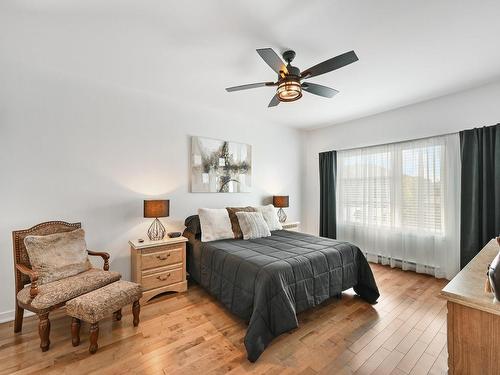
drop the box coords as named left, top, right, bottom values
left=277, top=80, right=302, bottom=102
left=273, top=195, right=289, bottom=208
left=144, top=200, right=170, bottom=218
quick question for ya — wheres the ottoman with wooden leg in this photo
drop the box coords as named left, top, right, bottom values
left=66, top=280, right=142, bottom=354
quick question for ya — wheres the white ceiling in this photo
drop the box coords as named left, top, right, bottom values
left=2, top=0, right=500, bottom=129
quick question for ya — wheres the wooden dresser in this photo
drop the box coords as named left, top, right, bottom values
left=441, top=239, right=500, bottom=374
left=129, top=236, right=188, bottom=304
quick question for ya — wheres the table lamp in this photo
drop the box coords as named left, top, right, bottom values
left=144, top=199, right=169, bottom=241
left=273, top=195, right=289, bottom=223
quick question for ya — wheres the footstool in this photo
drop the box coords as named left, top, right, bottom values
left=66, top=280, right=142, bottom=354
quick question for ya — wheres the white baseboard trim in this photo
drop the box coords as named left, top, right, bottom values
left=364, top=251, right=442, bottom=277
left=0, top=309, right=35, bottom=324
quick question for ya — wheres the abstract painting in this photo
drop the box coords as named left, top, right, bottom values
left=191, top=136, right=252, bottom=193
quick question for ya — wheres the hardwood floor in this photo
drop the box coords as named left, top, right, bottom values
left=0, top=264, right=449, bottom=374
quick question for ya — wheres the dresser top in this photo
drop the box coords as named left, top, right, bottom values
left=441, top=238, right=500, bottom=315
left=129, top=236, right=188, bottom=250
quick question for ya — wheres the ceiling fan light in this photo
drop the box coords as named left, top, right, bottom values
left=277, top=80, right=302, bottom=102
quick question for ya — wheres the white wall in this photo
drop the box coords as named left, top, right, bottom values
left=302, top=79, right=500, bottom=235
left=0, top=65, right=303, bottom=321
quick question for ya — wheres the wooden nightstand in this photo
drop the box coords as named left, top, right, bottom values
left=281, top=221, right=301, bottom=231
left=129, top=236, right=188, bottom=304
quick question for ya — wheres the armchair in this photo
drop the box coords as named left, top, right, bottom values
left=12, top=221, right=120, bottom=351
left=87, top=250, right=110, bottom=271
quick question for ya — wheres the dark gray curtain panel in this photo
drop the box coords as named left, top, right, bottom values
left=460, top=124, right=500, bottom=268
left=319, top=151, right=337, bottom=238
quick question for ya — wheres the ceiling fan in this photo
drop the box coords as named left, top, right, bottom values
left=226, top=48, right=358, bottom=107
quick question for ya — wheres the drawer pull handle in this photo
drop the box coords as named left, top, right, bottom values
left=157, top=273, right=171, bottom=281
left=156, top=254, right=171, bottom=260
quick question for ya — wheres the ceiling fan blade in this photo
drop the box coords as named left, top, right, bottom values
left=302, top=82, right=339, bottom=98
left=226, top=82, right=275, bottom=92
left=301, top=50, right=358, bottom=79
left=268, top=94, right=280, bottom=107
left=256, top=48, right=288, bottom=75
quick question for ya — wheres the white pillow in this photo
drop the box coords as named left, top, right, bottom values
left=254, top=204, right=282, bottom=231
left=235, top=212, right=271, bottom=240
left=198, top=208, right=234, bottom=242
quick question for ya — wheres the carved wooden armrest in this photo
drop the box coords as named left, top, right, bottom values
left=87, top=250, right=110, bottom=271
left=16, top=264, right=40, bottom=299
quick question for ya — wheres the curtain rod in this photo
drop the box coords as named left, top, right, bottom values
left=327, top=130, right=460, bottom=153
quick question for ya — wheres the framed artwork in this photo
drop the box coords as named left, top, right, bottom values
left=191, top=136, right=252, bottom=193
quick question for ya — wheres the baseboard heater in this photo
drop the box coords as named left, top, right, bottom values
left=364, top=251, right=439, bottom=273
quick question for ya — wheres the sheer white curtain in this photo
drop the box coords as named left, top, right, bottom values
left=336, top=134, right=460, bottom=279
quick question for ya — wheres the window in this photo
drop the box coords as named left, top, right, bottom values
left=338, top=142, right=444, bottom=234
left=336, top=134, right=461, bottom=279
left=341, top=151, right=392, bottom=227
left=401, top=145, right=442, bottom=232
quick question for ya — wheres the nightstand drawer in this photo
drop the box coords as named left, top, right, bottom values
left=141, top=267, right=183, bottom=290
left=141, top=247, right=183, bottom=270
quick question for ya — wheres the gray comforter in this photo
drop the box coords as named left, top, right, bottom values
left=184, top=229, right=379, bottom=362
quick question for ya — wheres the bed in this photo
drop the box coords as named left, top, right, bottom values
left=183, top=215, right=380, bottom=362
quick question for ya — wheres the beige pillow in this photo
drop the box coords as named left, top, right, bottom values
left=24, top=228, right=91, bottom=284
left=254, top=204, right=282, bottom=231
left=236, top=212, right=272, bottom=240
left=198, top=208, right=234, bottom=242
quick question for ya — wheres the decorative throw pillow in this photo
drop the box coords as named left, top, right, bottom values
left=254, top=204, right=283, bottom=231
left=226, top=206, right=256, bottom=239
left=198, top=208, right=234, bottom=242
left=24, top=228, right=91, bottom=285
left=235, top=212, right=272, bottom=240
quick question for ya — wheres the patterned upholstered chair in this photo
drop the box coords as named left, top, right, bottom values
left=12, top=221, right=121, bottom=351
